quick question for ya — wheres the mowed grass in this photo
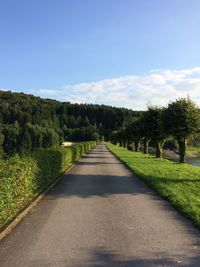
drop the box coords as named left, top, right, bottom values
left=187, top=147, right=200, bottom=153
left=187, top=147, right=200, bottom=157
left=107, top=142, right=200, bottom=227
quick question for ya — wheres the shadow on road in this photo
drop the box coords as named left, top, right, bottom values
left=27, top=247, right=200, bottom=267
left=46, top=173, right=153, bottom=198
left=76, top=161, right=121, bottom=166
left=1, top=145, right=200, bottom=267
left=82, top=247, right=200, bottom=267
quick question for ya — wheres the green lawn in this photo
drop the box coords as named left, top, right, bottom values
left=187, top=147, right=200, bottom=157
left=187, top=146, right=200, bottom=152
left=107, top=142, right=200, bottom=227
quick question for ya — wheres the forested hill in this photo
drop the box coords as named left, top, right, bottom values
left=0, top=90, right=141, bottom=154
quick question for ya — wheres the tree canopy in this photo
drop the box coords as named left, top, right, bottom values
left=162, top=97, right=200, bottom=162
left=0, top=90, right=141, bottom=155
left=112, top=98, right=200, bottom=163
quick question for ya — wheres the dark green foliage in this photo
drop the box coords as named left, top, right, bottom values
left=0, top=130, right=4, bottom=158
left=2, top=121, right=21, bottom=154
left=0, top=90, right=138, bottom=154
left=162, top=98, right=200, bottom=138
left=144, top=106, right=166, bottom=157
left=112, top=98, right=200, bottom=162
left=137, top=109, right=163, bottom=155
left=41, top=128, right=60, bottom=148
left=0, top=141, right=96, bottom=228
left=162, top=97, right=200, bottom=162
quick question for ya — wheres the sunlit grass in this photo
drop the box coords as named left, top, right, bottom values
left=187, top=146, right=200, bottom=154
left=107, top=142, right=200, bottom=227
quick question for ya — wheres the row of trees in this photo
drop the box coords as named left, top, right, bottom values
left=111, top=97, right=200, bottom=163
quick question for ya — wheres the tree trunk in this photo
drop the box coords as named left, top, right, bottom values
left=134, top=140, right=140, bottom=152
left=119, top=141, right=122, bottom=147
left=177, top=137, right=186, bottom=163
left=127, top=141, right=132, bottom=151
left=143, top=138, right=149, bottom=154
left=155, top=140, right=163, bottom=158
left=123, top=141, right=126, bottom=148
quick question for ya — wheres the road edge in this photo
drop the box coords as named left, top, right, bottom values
left=0, top=164, right=75, bottom=242
left=0, top=147, right=96, bottom=242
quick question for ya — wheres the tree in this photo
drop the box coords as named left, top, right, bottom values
left=42, top=128, right=60, bottom=148
left=126, top=119, right=142, bottom=152
left=21, top=127, right=32, bottom=151
left=145, top=106, right=166, bottom=158
left=2, top=121, right=20, bottom=154
left=0, top=131, right=4, bottom=158
left=162, top=97, right=200, bottom=163
left=92, top=132, right=100, bottom=141
left=138, top=113, right=152, bottom=154
left=118, top=128, right=128, bottom=147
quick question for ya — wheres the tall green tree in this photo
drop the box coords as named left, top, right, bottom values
left=162, top=97, right=200, bottom=163
left=138, top=113, right=152, bottom=154
left=3, top=121, right=20, bottom=154
left=127, top=119, right=142, bottom=152
left=146, top=106, right=166, bottom=158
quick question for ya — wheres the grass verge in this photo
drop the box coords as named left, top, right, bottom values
left=107, top=142, right=200, bottom=228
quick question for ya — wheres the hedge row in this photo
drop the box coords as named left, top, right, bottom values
left=0, top=141, right=97, bottom=229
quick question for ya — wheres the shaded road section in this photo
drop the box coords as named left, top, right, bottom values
left=1, top=144, right=200, bottom=266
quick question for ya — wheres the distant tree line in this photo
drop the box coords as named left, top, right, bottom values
left=111, top=97, right=200, bottom=163
left=0, top=91, right=141, bottom=155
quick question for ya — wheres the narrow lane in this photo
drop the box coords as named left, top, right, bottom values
left=0, top=144, right=200, bottom=266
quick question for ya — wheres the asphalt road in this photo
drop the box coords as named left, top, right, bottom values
left=1, top=144, right=200, bottom=267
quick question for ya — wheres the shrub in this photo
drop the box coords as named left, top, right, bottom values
left=0, top=141, right=96, bottom=228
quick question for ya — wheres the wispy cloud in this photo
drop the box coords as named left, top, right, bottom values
left=3, top=67, right=200, bottom=110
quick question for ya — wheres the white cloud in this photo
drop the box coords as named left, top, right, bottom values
left=3, top=67, right=200, bottom=110
left=0, top=88, right=10, bottom=91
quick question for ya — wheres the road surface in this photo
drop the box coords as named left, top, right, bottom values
left=1, top=144, right=200, bottom=266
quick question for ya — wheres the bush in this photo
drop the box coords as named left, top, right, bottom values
left=0, top=141, right=96, bottom=228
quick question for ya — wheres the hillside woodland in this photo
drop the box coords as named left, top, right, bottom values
left=0, top=90, right=141, bottom=155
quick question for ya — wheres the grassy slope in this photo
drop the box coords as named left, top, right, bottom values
left=107, top=142, right=200, bottom=227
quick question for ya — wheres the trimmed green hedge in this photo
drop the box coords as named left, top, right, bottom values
left=0, top=141, right=96, bottom=229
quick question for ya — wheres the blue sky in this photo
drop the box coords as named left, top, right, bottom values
left=1, top=0, right=200, bottom=109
